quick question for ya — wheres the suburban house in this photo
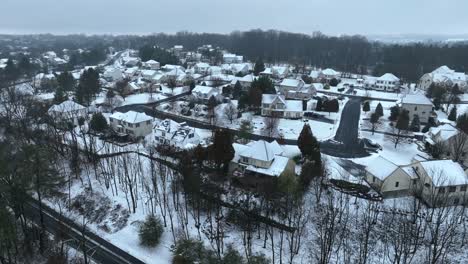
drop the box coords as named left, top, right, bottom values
left=261, top=94, right=303, bottom=119
left=103, top=68, right=124, bottom=82
left=109, top=111, right=153, bottom=139
left=363, top=155, right=468, bottom=206
left=375, top=73, right=400, bottom=92
left=192, top=85, right=223, bottom=103
left=319, top=68, right=340, bottom=80
left=260, top=66, right=290, bottom=79
left=419, top=66, right=467, bottom=91
left=48, top=100, right=87, bottom=123
left=405, top=159, right=468, bottom=206
left=233, top=74, right=257, bottom=91
left=231, top=140, right=296, bottom=178
left=223, top=53, right=243, bottom=64
left=143, top=60, right=160, bottom=70
left=154, top=119, right=200, bottom=149
left=141, top=70, right=158, bottom=81
left=121, top=57, right=140, bottom=67
left=400, top=94, right=434, bottom=123
left=425, top=124, right=468, bottom=165
left=364, top=156, right=415, bottom=198
left=194, top=62, right=210, bottom=74
left=277, top=79, right=317, bottom=100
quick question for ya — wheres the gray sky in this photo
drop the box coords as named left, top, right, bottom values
left=2, top=0, right=468, bottom=36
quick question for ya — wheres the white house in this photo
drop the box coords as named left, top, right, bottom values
left=277, top=79, right=316, bottom=100
left=194, top=62, right=210, bottom=75
left=278, top=79, right=305, bottom=94
left=143, top=60, right=160, bottom=70
left=405, top=159, right=468, bottom=206
left=223, top=53, right=243, bottom=64
left=231, top=140, right=296, bottom=178
left=400, top=94, right=434, bottom=123
left=260, top=66, right=290, bottom=79
left=109, top=111, right=153, bottom=139
left=419, top=66, right=467, bottom=91
left=48, top=100, right=87, bottom=123
left=192, top=85, right=223, bottom=103
left=375, top=73, right=400, bottom=92
left=261, top=94, right=303, bottom=119
left=154, top=119, right=200, bottom=149
left=103, top=67, right=124, bottom=82
left=425, top=124, right=468, bottom=165
left=319, top=68, right=340, bottom=80
left=141, top=70, right=158, bottom=80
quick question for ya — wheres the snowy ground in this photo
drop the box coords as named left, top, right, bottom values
left=122, top=93, right=167, bottom=106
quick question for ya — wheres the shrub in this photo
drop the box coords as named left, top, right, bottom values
left=139, top=215, right=164, bottom=247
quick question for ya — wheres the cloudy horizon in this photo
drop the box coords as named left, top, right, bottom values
left=2, top=0, right=468, bottom=36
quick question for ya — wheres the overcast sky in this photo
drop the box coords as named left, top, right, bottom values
left=2, top=0, right=468, bottom=36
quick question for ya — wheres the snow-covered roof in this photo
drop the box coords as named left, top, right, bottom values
left=192, top=85, right=216, bottom=95
left=322, top=68, right=339, bottom=76
left=145, top=60, right=159, bottom=64
left=246, top=155, right=290, bottom=177
left=428, top=124, right=459, bottom=141
left=48, top=100, right=86, bottom=113
left=285, top=100, right=303, bottom=112
left=401, top=94, right=433, bottom=106
left=378, top=73, right=400, bottom=82
left=110, top=111, right=152, bottom=124
left=366, top=156, right=399, bottom=181
left=280, top=78, right=303, bottom=87
left=310, top=70, right=320, bottom=79
left=240, top=140, right=283, bottom=162
left=420, top=160, right=468, bottom=187
left=262, top=94, right=286, bottom=105
left=195, top=62, right=210, bottom=68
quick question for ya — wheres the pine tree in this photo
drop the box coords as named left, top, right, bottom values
left=297, top=123, right=321, bottom=164
left=89, top=113, right=108, bottom=133
left=389, top=105, right=400, bottom=121
left=448, top=106, right=457, bottom=121
left=53, top=86, right=67, bottom=104
left=233, top=81, right=242, bottom=99
left=410, top=114, right=421, bottom=132
left=363, top=101, right=370, bottom=113
left=375, top=102, right=384, bottom=117
left=209, top=129, right=235, bottom=171
left=316, top=97, right=323, bottom=111
left=139, top=215, right=164, bottom=247
left=57, top=71, right=75, bottom=91
left=238, top=93, right=248, bottom=111
left=253, top=58, right=265, bottom=76
left=457, top=113, right=468, bottom=134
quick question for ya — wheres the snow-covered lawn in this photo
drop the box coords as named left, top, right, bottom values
left=122, top=93, right=167, bottom=106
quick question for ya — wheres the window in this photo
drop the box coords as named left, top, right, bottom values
left=395, top=182, right=399, bottom=188
left=372, top=176, right=376, bottom=183
left=439, top=187, right=445, bottom=193
left=147, top=120, right=151, bottom=125
left=414, top=106, right=418, bottom=111
left=136, top=123, right=140, bottom=128
left=454, top=198, right=460, bottom=205
left=128, top=123, right=133, bottom=128
left=449, top=186, right=456, bottom=193
left=461, top=186, right=467, bottom=192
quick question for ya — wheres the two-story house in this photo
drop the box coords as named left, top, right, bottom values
left=278, top=79, right=317, bottom=100
left=109, top=111, right=153, bottom=139
left=261, top=94, right=303, bottom=119
left=192, top=85, right=223, bottom=103
left=154, top=119, right=200, bottom=150
left=48, top=100, right=87, bottom=124
left=231, top=140, right=296, bottom=178
left=400, top=94, right=434, bottom=123
left=375, top=73, right=400, bottom=92
left=143, top=60, right=160, bottom=70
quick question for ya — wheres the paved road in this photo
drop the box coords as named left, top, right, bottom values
left=23, top=197, right=145, bottom=264
left=321, top=98, right=370, bottom=158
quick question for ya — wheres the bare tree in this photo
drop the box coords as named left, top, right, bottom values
left=263, top=115, right=279, bottom=137
left=449, top=132, right=468, bottom=162
left=224, top=102, right=237, bottom=124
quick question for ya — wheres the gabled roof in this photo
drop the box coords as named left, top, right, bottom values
left=378, top=73, right=400, bottom=82
left=262, top=94, right=286, bottom=105
left=192, top=85, right=216, bottom=95
left=110, top=111, right=152, bottom=124
left=401, top=94, right=433, bottom=106
left=280, top=78, right=303, bottom=87
left=366, top=155, right=399, bottom=181
left=322, top=68, right=339, bottom=76
left=48, top=100, right=86, bottom=113
left=420, top=160, right=468, bottom=187
left=240, top=140, right=283, bottom=162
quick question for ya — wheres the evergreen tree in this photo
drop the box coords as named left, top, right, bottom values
left=329, top=78, right=340, bottom=87
left=238, top=93, right=248, bottom=111
left=457, top=113, right=468, bottom=134
left=76, top=68, right=100, bottom=105
left=209, top=129, right=235, bottom=171
left=363, top=101, right=370, bottom=113
left=138, top=215, right=164, bottom=247
left=297, top=123, right=321, bottom=164
left=53, top=86, right=67, bottom=104
left=18, top=56, right=32, bottom=76
left=248, top=86, right=263, bottom=108
left=253, top=58, right=265, bottom=76
left=448, top=106, right=457, bottom=121
left=233, top=81, right=242, bottom=99
left=422, top=116, right=437, bottom=133
left=316, top=97, right=323, bottom=111
left=389, top=105, right=400, bottom=121
left=410, top=114, right=421, bottom=132
left=57, top=71, right=75, bottom=91
left=375, top=102, right=384, bottom=117
left=238, top=119, right=253, bottom=143
left=89, top=112, right=108, bottom=133
left=223, top=244, right=244, bottom=264
left=251, top=75, right=275, bottom=94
